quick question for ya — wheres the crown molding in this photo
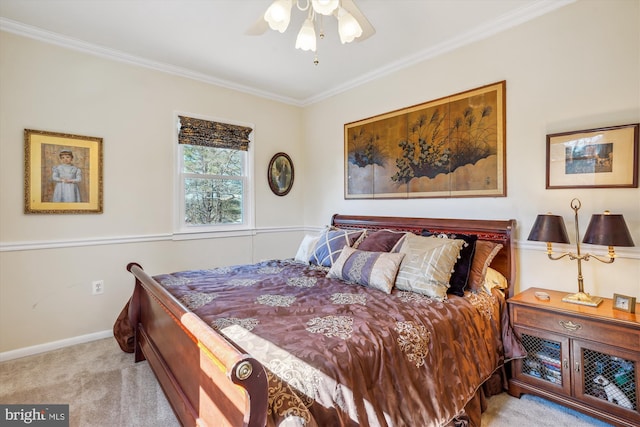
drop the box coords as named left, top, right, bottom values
left=303, top=0, right=576, bottom=105
left=0, top=17, right=303, bottom=106
left=1, top=0, right=575, bottom=107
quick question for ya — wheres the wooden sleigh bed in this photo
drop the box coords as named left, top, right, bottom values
left=115, top=214, right=522, bottom=427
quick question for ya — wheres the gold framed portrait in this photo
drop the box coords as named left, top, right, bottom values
left=24, top=129, right=103, bottom=214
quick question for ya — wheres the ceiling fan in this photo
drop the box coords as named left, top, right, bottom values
left=246, top=0, right=375, bottom=64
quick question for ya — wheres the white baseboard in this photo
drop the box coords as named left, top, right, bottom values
left=0, top=330, right=113, bottom=362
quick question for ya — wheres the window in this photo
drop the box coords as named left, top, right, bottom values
left=176, top=115, right=253, bottom=233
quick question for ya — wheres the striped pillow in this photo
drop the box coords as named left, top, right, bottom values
left=395, top=233, right=464, bottom=300
left=327, top=247, right=405, bottom=294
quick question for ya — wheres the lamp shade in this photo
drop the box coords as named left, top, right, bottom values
left=582, top=213, right=635, bottom=247
left=528, top=214, right=570, bottom=243
left=337, top=7, right=363, bottom=43
left=312, top=0, right=339, bottom=15
left=295, top=18, right=316, bottom=51
left=264, top=0, right=292, bottom=33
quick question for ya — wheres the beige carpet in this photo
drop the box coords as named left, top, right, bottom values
left=1, top=337, right=612, bottom=426
left=1, top=338, right=177, bottom=426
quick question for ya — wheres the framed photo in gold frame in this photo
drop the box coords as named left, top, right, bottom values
left=24, top=129, right=103, bottom=214
left=546, top=123, right=639, bottom=189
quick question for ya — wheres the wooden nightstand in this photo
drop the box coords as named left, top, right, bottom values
left=508, top=287, right=640, bottom=427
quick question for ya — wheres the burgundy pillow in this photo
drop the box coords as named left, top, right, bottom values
left=357, top=230, right=406, bottom=252
left=422, top=230, right=477, bottom=297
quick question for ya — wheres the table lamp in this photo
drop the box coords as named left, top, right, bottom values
left=527, top=198, right=635, bottom=307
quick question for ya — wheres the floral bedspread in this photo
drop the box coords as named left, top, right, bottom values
left=152, top=259, right=517, bottom=427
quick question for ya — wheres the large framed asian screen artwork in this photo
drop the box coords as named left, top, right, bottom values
left=345, top=81, right=506, bottom=199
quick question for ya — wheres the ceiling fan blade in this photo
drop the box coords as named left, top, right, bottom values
left=341, top=0, right=375, bottom=41
left=245, top=15, right=269, bottom=36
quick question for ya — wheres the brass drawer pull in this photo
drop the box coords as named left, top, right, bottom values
left=559, top=320, right=582, bottom=332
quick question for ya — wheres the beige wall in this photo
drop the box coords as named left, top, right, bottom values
left=0, top=32, right=305, bottom=353
left=302, top=0, right=639, bottom=294
left=1, top=0, right=639, bottom=355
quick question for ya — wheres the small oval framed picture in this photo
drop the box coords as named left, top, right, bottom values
left=612, top=293, right=636, bottom=313
left=268, top=152, right=294, bottom=196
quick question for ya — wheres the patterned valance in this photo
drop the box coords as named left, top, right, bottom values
left=178, top=116, right=252, bottom=151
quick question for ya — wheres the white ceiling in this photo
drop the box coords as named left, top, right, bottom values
left=0, top=0, right=574, bottom=106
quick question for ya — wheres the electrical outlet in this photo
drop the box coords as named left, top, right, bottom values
left=92, top=280, right=104, bottom=295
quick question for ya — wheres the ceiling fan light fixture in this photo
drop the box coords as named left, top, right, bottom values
left=337, top=7, right=363, bottom=43
left=295, top=18, right=317, bottom=51
left=264, top=0, right=293, bottom=33
left=311, top=0, right=339, bottom=16
left=256, top=0, right=371, bottom=63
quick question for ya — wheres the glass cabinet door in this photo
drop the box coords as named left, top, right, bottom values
left=573, top=340, right=640, bottom=423
left=514, top=327, right=571, bottom=395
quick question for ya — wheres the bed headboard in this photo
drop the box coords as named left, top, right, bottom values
left=331, top=214, right=517, bottom=298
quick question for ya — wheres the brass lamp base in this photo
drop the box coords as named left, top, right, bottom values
left=562, top=291, right=603, bottom=307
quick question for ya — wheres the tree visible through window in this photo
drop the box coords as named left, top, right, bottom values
left=182, top=145, right=244, bottom=225
left=177, top=115, right=252, bottom=230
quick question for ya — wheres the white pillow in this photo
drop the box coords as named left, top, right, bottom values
left=294, top=234, right=320, bottom=263
left=395, top=233, right=464, bottom=300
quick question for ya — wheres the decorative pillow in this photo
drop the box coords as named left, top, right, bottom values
left=422, top=230, right=477, bottom=297
left=395, top=233, right=465, bottom=300
left=309, top=228, right=364, bottom=267
left=357, top=229, right=407, bottom=253
left=468, top=240, right=504, bottom=292
left=294, top=234, right=320, bottom=263
left=483, top=267, right=508, bottom=294
left=327, top=247, right=405, bottom=294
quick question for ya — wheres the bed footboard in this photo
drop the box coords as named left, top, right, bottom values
left=126, top=263, right=268, bottom=427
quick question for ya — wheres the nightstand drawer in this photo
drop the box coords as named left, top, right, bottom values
left=512, top=306, right=639, bottom=352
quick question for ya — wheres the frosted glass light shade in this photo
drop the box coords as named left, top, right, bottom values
left=264, top=0, right=293, bottom=33
left=337, top=7, right=363, bottom=43
left=312, top=0, right=339, bottom=15
left=295, top=18, right=317, bottom=51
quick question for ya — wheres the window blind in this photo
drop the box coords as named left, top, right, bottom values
left=178, top=115, right=252, bottom=151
